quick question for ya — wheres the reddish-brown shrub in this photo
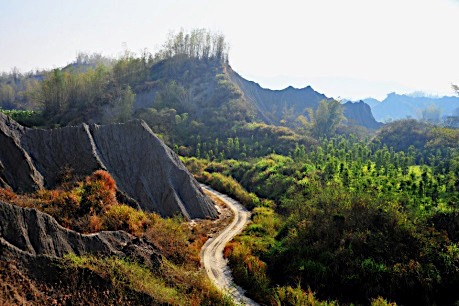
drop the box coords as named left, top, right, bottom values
left=89, top=170, right=117, bottom=192
left=89, top=215, right=103, bottom=232
left=0, top=188, right=17, bottom=202
left=80, top=171, right=118, bottom=215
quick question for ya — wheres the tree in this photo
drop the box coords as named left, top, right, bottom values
left=420, top=105, right=442, bottom=123
left=39, top=69, right=69, bottom=117
left=114, top=86, right=135, bottom=122
left=158, top=29, right=228, bottom=62
left=0, top=84, right=15, bottom=108
left=312, top=99, right=344, bottom=138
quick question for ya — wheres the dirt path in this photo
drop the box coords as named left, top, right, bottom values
left=200, top=185, right=259, bottom=306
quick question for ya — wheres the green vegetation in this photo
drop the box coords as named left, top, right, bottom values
left=64, top=254, right=233, bottom=306
left=184, top=125, right=459, bottom=305
left=0, top=108, right=44, bottom=126
left=64, top=254, right=185, bottom=305
left=296, top=99, right=344, bottom=138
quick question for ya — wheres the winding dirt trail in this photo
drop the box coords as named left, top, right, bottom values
left=200, top=185, right=259, bottom=306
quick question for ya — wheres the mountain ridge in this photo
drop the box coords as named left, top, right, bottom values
left=365, top=93, right=459, bottom=121
left=227, top=67, right=380, bottom=129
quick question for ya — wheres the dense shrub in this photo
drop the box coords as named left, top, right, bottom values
left=79, top=170, right=118, bottom=215
left=102, top=204, right=152, bottom=236
left=145, top=216, right=196, bottom=265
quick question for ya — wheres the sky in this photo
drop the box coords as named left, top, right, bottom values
left=1, top=0, right=458, bottom=100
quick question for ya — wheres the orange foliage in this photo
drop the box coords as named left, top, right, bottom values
left=223, top=242, right=235, bottom=258
left=89, top=215, right=103, bottom=232
left=80, top=170, right=118, bottom=214
left=88, top=170, right=117, bottom=192
left=188, top=235, right=208, bottom=263
left=0, top=188, right=17, bottom=202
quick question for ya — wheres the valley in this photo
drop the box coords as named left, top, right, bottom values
left=1, top=28, right=459, bottom=306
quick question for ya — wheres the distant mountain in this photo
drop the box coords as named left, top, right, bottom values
left=368, top=93, right=459, bottom=122
left=228, top=68, right=381, bottom=130
left=362, top=98, right=380, bottom=108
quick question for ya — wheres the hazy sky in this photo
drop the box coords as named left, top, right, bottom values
left=1, top=0, right=458, bottom=100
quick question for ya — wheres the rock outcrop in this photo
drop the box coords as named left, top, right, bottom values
left=0, top=113, right=217, bottom=219
left=0, top=114, right=43, bottom=192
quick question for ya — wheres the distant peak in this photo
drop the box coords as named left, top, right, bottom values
left=284, top=85, right=313, bottom=91
left=301, top=85, right=314, bottom=91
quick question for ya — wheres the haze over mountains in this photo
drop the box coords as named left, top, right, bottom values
left=363, top=93, right=459, bottom=122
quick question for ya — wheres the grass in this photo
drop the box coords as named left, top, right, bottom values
left=65, top=254, right=186, bottom=305
left=64, top=253, right=235, bottom=306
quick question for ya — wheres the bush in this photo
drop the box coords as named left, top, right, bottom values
left=79, top=170, right=117, bottom=215
left=145, top=217, right=195, bottom=265
left=204, top=171, right=260, bottom=209
left=273, top=286, right=338, bottom=306
left=224, top=241, right=270, bottom=303
left=102, top=204, right=152, bottom=236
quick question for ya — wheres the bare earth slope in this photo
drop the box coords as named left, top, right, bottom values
left=0, top=199, right=161, bottom=305
left=89, top=121, right=216, bottom=218
left=0, top=113, right=217, bottom=219
left=0, top=200, right=160, bottom=262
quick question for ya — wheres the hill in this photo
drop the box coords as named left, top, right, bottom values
left=228, top=69, right=328, bottom=125
left=0, top=172, right=230, bottom=305
left=1, top=29, right=383, bottom=162
left=0, top=112, right=217, bottom=219
left=128, top=55, right=381, bottom=161
left=229, top=69, right=379, bottom=130
left=342, top=100, right=382, bottom=130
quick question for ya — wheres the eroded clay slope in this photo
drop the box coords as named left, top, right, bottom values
left=0, top=199, right=162, bottom=277
left=89, top=120, right=217, bottom=219
left=0, top=113, right=217, bottom=219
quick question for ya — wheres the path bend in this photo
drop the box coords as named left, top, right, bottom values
left=200, top=184, right=259, bottom=306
